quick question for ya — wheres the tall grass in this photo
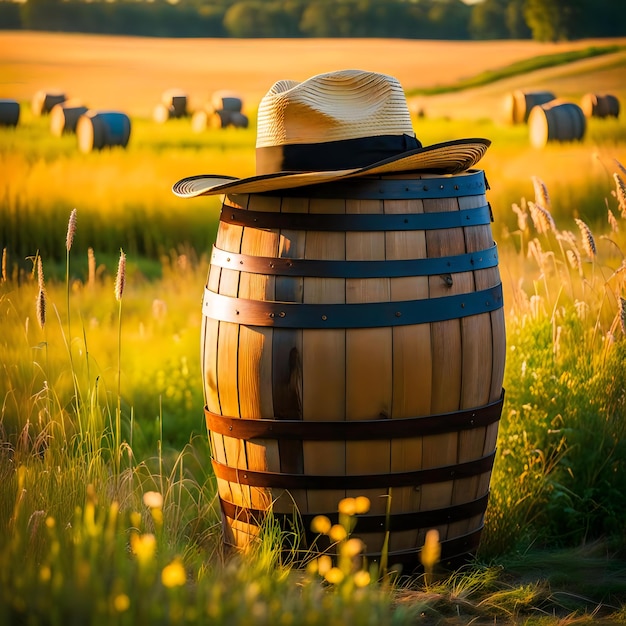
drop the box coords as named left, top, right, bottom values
left=2, top=109, right=626, bottom=623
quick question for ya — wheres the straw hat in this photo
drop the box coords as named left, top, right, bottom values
left=173, top=69, right=490, bottom=198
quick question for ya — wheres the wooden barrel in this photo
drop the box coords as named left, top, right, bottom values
left=580, top=93, right=620, bottom=119
left=503, top=90, right=555, bottom=124
left=201, top=169, right=506, bottom=572
left=528, top=100, right=586, bottom=148
left=0, top=99, right=20, bottom=126
left=32, top=90, right=66, bottom=116
left=76, top=111, right=131, bottom=153
left=50, top=102, right=88, bottom=136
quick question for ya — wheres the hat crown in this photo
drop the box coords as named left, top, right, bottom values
left=256, top=69, right=415, bottom=148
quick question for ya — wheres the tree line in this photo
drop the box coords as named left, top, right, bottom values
left=0, top=0, right=624, bottom=41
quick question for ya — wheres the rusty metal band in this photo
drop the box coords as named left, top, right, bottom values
left=221, top=203, right=492, bottom=232
left=205, top=393, right=503, bottom=441
left=202, top=283, right=503, bottom=328
left=211, top=450, right=495, bottom=490
left=210, top=244, right=499, bottom=278
left=218, top=492, right=489, bottom=533
left=245, top=169, right=488, bottom=200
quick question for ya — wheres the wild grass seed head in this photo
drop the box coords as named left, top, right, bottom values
left=36, top=257, right=46, bottom=329
left=66, top=208, right=77, bottom=252
left=619, top=296, right=626, bottom=336
left=613, top=172, right=626, bottom=218
left=608, top=209, right=620, bottom=233
left=528, top=201, right=556, bottom=235
left=115, top=249, right=126, bottom=302
left=574, top=218, right=596, bottom=258
left=512, top=202, right=528, bottom=232
left=1, top=247, right=6, bottom=283
left=531, top=175, right=551, bottom=210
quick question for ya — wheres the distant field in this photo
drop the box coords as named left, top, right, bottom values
left=1, top=31, right=625, bottom=119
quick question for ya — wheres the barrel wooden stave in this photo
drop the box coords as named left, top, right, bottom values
left=201, top=171, right=505, bottom=567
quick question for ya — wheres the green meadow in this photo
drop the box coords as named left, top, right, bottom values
left=2, top=41, right=626, bottom=624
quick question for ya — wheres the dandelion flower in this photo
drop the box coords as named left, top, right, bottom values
left=342, top=537, right=364, bottom=559
left=143, top=491, right=163, bottom=509
left=316, top=555, right=332, bottom=576
left=353, top=570, right=371, bottom=587
left=310, top=515, right=331, bottom=535
left=115, top=249, right=126, bottom=301
left=324, top=567, right=344, bottom=585
left=113, top=594, right=130, bottom=612
left=338, top=497, right=356, bottom=516
left=353, top=496, right=370, bottom=515
left=420, top=529, right=441, bottom=570
left=66, top=209, right=77, bottom=252
left=161, top=559, right=186, bottom=588
left=130, top=532, right=156, bottom=564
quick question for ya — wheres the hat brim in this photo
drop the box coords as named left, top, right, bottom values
left=172, top=138, right=491, bottom=198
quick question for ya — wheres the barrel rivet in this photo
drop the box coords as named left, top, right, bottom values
left=404, top=218, right=409, bottom=224
left=461, top=303, right=465, bottom=308
left=440, top=185, right=444, bottom=189
left=231, top=214, right=235, bottom=220
left=278, top=311, right=286, bottom=318
left=454, top=185, right=459, bottom=190
left=269, top=263, right=275, bottom=268
left=395, top=311, right=402, bottom=317
left=269, top=312, right=275, bottom=318
left=321, top=315, right=327, bottom=321
left=235, top=310, right=240, bottom=315
left=226, top=257, right=231, bottom=262
left=229, top=425, right=233, bottom=431
left=423, top=185, right=428, bottom=191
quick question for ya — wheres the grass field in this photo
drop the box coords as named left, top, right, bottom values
left=2, top=32, right=626, bottom=625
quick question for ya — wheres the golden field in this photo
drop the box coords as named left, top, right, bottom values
left=1, top=31, right=625, bottom=119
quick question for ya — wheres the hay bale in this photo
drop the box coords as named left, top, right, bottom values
left=50, top=102, right=88, bottom=136
left=32, top=90, right=66, bottom=116
left=580, top=93, right=620, bottom=119
left=161, top=89, right=188, bottom=117
left=229, top=111, right=249, bottom=129
left=0, top=99, right=20, bottom=126
left=503, top=90, right=556, bottom=124
left=153, top=102, right=174, bottom=124
left=211, top=90, right=243, bottom=113
left=528, top=100, right=586, bottom=148
left=191, top=109, right=209, bottom=132
left=76, top=110, right=131, bottom=153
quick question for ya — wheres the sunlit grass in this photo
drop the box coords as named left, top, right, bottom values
left=2, top=100, right=626, bottom=624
